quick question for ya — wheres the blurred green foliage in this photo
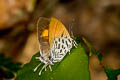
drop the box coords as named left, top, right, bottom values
left=0, top=53, right=22, bottom=79
left=104, top=68, right=120, bottom=80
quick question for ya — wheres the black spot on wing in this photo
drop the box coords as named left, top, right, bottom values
left=65, top=40, right=68, bottom=47
left=62, top=45, right=64, bottom=48
left=62, top=39, right=64, bottom=43
left=53, top=40, right=57, bottom=48
left=68, top=38, right=72, bottom=43
left=55, top=40, right=57, bottom=44
left=58, top=38, right=60, bottom=42
left=58, top=44, right=60, bottom=49
left=60, top=49, right=62, bottom=53
left=60, top=54, right=64, bottom=56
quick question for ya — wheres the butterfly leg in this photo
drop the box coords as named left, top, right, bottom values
left=68, top=50, right=71, bottom=55
left=67, top=44, right=72, bottom=55
left=33, top=63, right=41, bottom=72
left=49, top=65, right=52, bottom=71
left=35, top=56, right=40, bottom=59
left=44, top=67, right=47, bottom=71
left=39, top=64, right=48, bottom=75
left=73, top=40, right=78, bottom=48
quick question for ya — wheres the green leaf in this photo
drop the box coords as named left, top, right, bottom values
left=82, top=37, right=102, bottom=61
left=82, top=37, right=94, bottom=56
left=104, top=68, right=120, bottom=80
left=16, top=43, right=90, bottom=80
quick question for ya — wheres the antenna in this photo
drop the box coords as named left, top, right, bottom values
left=68, top=18, right=75, bottom=38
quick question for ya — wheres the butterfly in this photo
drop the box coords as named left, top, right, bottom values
left=33, top=17, right=77, bottom=75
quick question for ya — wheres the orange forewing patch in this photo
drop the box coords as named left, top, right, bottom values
left=49, top=17, right=70, bottom=47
